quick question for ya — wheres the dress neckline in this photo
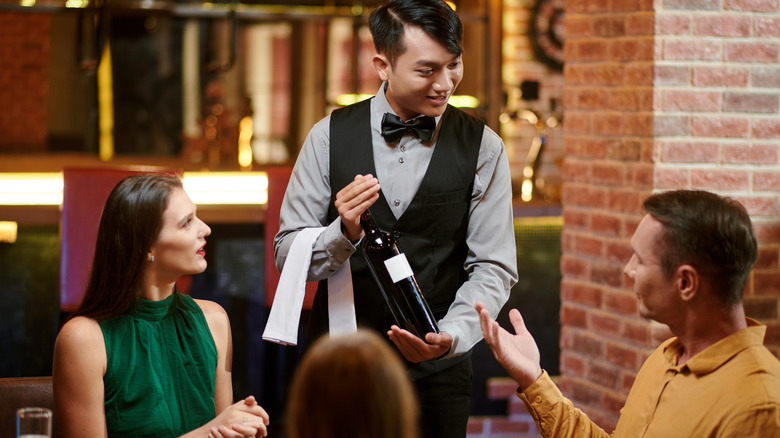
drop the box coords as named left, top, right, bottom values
left=134, top=292, right=177, bottom=321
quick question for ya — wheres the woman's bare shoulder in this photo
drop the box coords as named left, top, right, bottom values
left=194, top=299, right=229, bottom=318
left=54, top=316, right=107, bottom=377
left=193, top=299, right=231, bottom=335
left=193, top=299, right=231, bottom=355
left=56, top=316, right=104, bottom=346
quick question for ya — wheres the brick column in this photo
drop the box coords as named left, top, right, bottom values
left=561, top=0, right=780, bottom=430
left=0, top=12, right=51, bottom=152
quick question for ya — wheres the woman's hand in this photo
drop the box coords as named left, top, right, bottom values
left=204, top=396, right=269, bottom=438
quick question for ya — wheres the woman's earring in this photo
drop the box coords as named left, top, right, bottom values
left=148, top=254, right=155, bottom=262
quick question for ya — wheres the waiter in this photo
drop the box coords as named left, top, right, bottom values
left=274, top=1, right=518, bottom=436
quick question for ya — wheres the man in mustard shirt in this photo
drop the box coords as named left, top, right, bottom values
left=476, top=189, right=780, bottom=437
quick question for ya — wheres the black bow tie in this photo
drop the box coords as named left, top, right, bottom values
left=380, top=113, right=436, bottom=143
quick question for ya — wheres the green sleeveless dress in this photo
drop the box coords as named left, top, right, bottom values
left=100, top=292, right=218, bottom=437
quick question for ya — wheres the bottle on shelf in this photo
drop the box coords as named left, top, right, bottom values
left=359, top=208, right=440, bottom=340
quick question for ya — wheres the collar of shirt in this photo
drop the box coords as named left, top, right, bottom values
left=662, top=317, right=767, bottom=376
left=371, top=82, right=442, bottom=145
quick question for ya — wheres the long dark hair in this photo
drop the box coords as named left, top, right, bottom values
left=643, top=190, right=758, bottom=306
left=69, top=173, right=183, bottom=321
left=369, top=0, right=463, bottom=66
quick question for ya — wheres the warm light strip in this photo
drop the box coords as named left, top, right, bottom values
left=64, top=0, right=90, bottom=7
left=335, top=94, right=374, bottom=106
left=182, top=172, right=268, bottom=205
left=449, top=95, right=480, bottom=108
left=98, top=42, right=115, bottom=162
left=0, top=173, right=64, bottom=205
left=0, top=172, right=269, bottom=206
left=335, top=93, right=480, bottom=108
left=0, top=221, right=19, bottom=243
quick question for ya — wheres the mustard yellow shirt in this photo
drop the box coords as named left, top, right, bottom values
left=519, top=319, right=780, bottom=437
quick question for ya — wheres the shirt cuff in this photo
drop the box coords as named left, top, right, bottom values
left=517, top=370, right=562, bottom=423
left=447, top=332, right=462, bottom=357
left=436, top=321, right=465, bottom=358
left=323, top=218, right=357, bottom=259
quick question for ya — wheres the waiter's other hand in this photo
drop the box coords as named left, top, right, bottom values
left=335, top=174, right=381, bottom=242
left=388, top=326, right=452, bottom=363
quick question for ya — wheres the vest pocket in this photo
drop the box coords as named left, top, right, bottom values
left=422, top=189, right=469, bottom=240
left=423, top=189, right=467, bottom=206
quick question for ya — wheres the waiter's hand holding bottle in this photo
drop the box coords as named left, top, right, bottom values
left=334, top=174, right=453, bottom=362
left=335, top=174, right=381, bottom=242
left=388, top=327, right=453, bottom=363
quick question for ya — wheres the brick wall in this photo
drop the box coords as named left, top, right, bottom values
left=654, top=0, right=780, bottom=357
left=468, top=378, right=540, bottom=437
left=560, top=0, right=780, bottom=432
left=0, top=12, right=51, bottom=152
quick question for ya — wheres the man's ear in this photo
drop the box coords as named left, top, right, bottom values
left=676, top=264, right=698, bottom=302
left=373, top=53, right=391, bottom=82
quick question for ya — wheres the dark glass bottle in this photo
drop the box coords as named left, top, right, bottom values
left=359, top=209, right=439, bottom=339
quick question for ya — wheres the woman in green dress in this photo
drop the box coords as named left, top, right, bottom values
left=53, top=173, right=269, bottom=438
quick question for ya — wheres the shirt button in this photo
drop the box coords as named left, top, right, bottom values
left=393, top=199, right=400, bottom=206
left=534, top=396, right=542, bottom=403
left=398, top=157, right=404, bottom=163
left=400, top=145, right=406, bottom=152
left=393, top=231, right=401, bottom=239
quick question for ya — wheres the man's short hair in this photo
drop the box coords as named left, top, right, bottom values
left=369, top=0, right=463, bottom=66
left=643, top=190, right=758, bottom=306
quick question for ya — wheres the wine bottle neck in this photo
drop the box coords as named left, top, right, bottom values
left=359, top=209, right=376, bottom=232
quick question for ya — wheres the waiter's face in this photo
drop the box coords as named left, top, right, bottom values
left=375, top=25, right=463, bottom=121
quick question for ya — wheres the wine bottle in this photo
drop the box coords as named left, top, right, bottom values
left=359, top=209, right=440, bottom=339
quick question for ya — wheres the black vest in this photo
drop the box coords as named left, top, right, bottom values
left=309, top=98, right=483, bottom=373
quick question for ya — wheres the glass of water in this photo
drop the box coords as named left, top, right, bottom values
left=16, top=407, right=52, bottom=438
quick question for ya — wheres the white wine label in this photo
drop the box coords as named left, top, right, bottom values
left=384, top=253, right=414, bottom=283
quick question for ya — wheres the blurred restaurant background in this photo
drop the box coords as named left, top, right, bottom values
left=0, top=0, right=777, bottom=436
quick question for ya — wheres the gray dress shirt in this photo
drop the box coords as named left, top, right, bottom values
left=274, top=84, right=518, bottom=357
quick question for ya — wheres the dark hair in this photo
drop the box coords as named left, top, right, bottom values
left=286, top=330, right=420, bottom=438
left=643, top=190, right=757, bottom=306
left=70, top=173, right=183, bottom=321
left=369, top=0, right=463, bottom=66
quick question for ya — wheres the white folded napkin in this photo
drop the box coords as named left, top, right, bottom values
left=262, top=227, right=356, bottom=345
left=327, top=257, right=357, bottom=335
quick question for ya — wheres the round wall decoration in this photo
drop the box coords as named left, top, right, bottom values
left=529, top=0, right=565, bottom=71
